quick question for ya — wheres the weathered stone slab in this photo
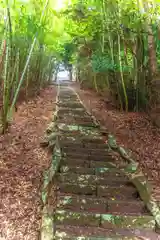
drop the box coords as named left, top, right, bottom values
left=97, top=186, right=137, bottom=200
left=60, top=166, right=95, bottom=175
left=58, top=183, right=96, bottom=195
left=61, top=158, right=90, bottom=167
left=58, top=173, right=128, bottom=188
left=57, top=195, right=107, bottom=213
left=56, top=210, right=100, bottom=227
left=107, top=200, right=147, bottom=215
left=90, top=161, right=117, bottom=168
left=101, top=214, right=155, bottom=230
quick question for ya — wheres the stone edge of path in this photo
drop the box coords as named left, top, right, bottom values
left=40, top=84, right=160, bottom=240
left=107, top=134, right=160, bottom=232
left=40, top=84, right=61, bottom=240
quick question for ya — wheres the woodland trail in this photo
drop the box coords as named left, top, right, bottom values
left=41, top=81, right=160, bottom=240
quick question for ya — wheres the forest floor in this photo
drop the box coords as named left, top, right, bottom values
left=74, top=83, right=160, bottom=202
left=0, top=82, right=160, bottom=240
left=0, top=86, right=56, bottom=240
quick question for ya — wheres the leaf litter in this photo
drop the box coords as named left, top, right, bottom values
left=0, top=86, right=56, bottom=240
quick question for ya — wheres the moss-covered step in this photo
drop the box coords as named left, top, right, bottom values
left=57, top=97, right=77, bottom=100
left=60, top=137, right=105, bottom=145
left=61, top=157, right=90, bottom=167
left=95, top=168, right=127, bottom=178
left=55, top=235, right=145, bottom=240
left=57, top=173, right=129, bottom=187
left=97, top=185, right=138, bottom=200
left=63, top=152, right=114, bottom=162
left=60, top=165, right=126, bottom=177
left=55, top=210, right=155, bottom=230
left=60, top=140, right=84, bottom=148
left=60, top=140, right=108, bottom=150
left=62, top=147, right=110, bottom=156
left=101, top=214, right=155, bottom=230
left=57, top=195, right=107, bottom=213
left=60, top=166, right=95, bottom=175
left=58, top=120, right=97, bottom=128
left=57, top=102, right=83, bottom=108
left=58, top=112, right=90, bottom=118
left=90, top=161, right=119, bottom=169
left=57, top=115, right=93, bottom=122
left=55, top=210, right=101, bottom=227
left=62, top=146, right=109, bottom=155
left=84, top=142, right=108, bottom=149
left=58, top=107, right=86, bottom=113
left=58, top=124, right=99, bottom=132
left=61, top=147, right=94, bottom=155
left=58, top=182, right=136, bottom=199
left=57, top=195, right=147, bottom=215
left=55, top=224, right=160, bottom=240
left=107, top=200, right=148, bottom=216
left=80, top=137, right=106, bottom=144
left=58, top=183, right=96, bottom=195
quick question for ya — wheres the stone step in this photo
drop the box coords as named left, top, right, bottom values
left=57, top=195, right=147, bottom=215
left=61, top=147, right=94, bottom=155
left=78, top=138, right=105, bottom=144
left=58, top=98, right=78, bottom=101
left=58, top=109, right=89, bottom=115
left=60, top=166, right=95, bottom=175
left=58, top=96, right=77, bottom=99
left=60, top=140, right=108, bottom=149
left=58, top=103, right=83, bottom=108
left=60, top=165, right=127, bottom=179
left=61, top=146, right=109, bottom=155
left=55, top=225, right=159, bottom=239
left=57, top=119, right=96, bottom=127
left=62, top=152, right=114, bottom=162
left=58, top=108, right=86, bottom=114
left=90, top=160, right=124, bottom=168
left=55, top=236, right=142, bottom=240
left=57, top=173, right=129, bottom=187
left=57, top=183, right=137, bottom=200
left=97, top=185, right=138, bottom=200
left=58, top=115, right=93, bottom=121
left=61, top=138, right=107, bottom=146
left=55, top=210, right=155, bottom=230
left=61, top=158, right=123, bottom=170
left=61, top=158, right=90, bottom=167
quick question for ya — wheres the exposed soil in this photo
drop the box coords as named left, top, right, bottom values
left=74, top=83, right=160, bottom=201
left=0, top=86, right=56, bottom=240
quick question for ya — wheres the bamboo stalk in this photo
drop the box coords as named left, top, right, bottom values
left=8, top=0, right=50, bottom=117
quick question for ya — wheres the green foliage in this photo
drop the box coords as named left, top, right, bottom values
left=60, top=0, right=160, bottom=111
left=1, top=0, right=160, bottom=132
left=91, top=53, right=116, bottom=72
left=0, top=0, right=70, bottom=132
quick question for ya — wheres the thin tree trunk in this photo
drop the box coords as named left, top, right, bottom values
left=118, top=34, right=128, bottom=111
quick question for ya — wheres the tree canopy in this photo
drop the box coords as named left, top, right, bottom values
left=1, top=0, right=160, bottom=132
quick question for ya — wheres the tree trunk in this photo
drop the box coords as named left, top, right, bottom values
left=148, top=26, right=157, bottom=78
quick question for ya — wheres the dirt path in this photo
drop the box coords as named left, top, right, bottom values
left=0, top=86, right=56, bottom=240
left=74, top=84, right=160, bottom=201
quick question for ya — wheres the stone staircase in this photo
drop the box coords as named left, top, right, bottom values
left=43, top=83, right=159, bottom=240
